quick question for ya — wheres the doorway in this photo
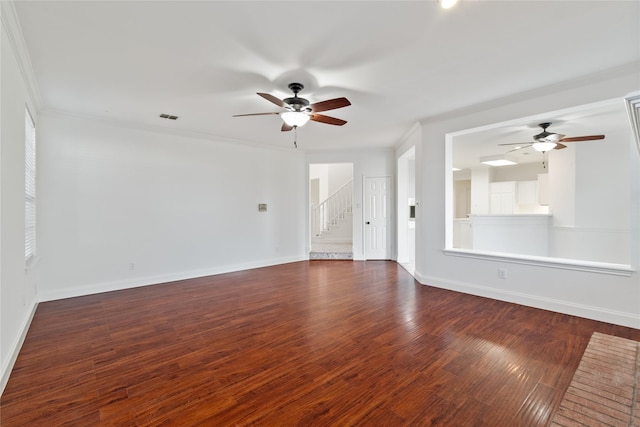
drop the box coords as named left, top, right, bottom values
left=397, top=147, right=415, bottom=273
left=309, top=163, right=354, bottom=259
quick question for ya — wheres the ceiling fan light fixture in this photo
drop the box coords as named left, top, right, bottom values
left=439, top=0, right=458, bottom=9
left=281, top=111, right=310, bottom=127
left=544, top=133, right=565, bottom=143
left=532, top=141, right=557, bottom=152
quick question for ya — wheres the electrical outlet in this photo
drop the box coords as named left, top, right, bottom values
left=129, top=262, right=135, bottom=270
left=498, top=268, right=507, bottom=279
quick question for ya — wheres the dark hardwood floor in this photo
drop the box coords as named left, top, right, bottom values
left=2, top=261, right=639, bottom=426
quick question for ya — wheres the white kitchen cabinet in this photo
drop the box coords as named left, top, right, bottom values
left=517, top=181, right=537, bottom=205
left=490, top=181, right=515, bottom=214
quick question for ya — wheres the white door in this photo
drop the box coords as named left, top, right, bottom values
left=364, top=176, right=391, bottom=259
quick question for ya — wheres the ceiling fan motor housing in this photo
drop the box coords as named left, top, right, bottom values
left=534, top=122, right=555, bottom=142
left=284, top=83, right=310, bottom=111
left=283, top=96, right=310, bottom=111
left=288, top=82, right=304, bottom=94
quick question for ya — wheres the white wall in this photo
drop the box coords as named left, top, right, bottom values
left=36, top=113, right=307, bottom=301
left=0, top=3, right=40, bottom=393
left=491, top=162, right=546, bottom=182
left=327, top=163, right=353, bottom=196
left=307, top=149, right=395, bottom=260
left=309, top=164, right=329, bottom=203
left=416, top=66, right=640, bottom=328
left=574, top=125, right=629, bottom=229
left=547, top=123, right=631, bottom=263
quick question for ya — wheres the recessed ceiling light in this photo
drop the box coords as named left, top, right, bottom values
left=480, top=154, right=518, bottom=167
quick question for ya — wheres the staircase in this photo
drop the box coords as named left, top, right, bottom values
left=310, top=179, right=353, bottom=260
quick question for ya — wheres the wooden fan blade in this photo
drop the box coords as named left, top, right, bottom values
left=233, top=112, right=280, bottom=117
left=310, top=97, right=351, bottom=113
left=553, top=143, right=567, bottom=150
left=310, top=114, right=347, bottom=126
left=498, top=142, right=532, bottom=146
left=257, top=92, right=285, bottom=108
left=559, top=135, right=605, bottom=142
left=281, top=123, right=293, bottom=132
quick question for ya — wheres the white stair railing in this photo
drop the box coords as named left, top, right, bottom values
left=312, top=180, right=352, bottom=237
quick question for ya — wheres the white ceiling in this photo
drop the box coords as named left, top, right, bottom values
left=12, top=1, right=640, bottom=152
left=452, top=99, right=633, bottom=170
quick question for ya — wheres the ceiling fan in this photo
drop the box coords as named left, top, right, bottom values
left=233, top=82, right=351, bottom=132
left=498, top=122, right=605, bottom=153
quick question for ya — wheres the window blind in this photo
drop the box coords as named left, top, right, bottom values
left=25, top=108, right=36, bottom=261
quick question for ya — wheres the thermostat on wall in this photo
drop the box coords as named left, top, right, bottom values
left=258, top=204, right=267, bottom=212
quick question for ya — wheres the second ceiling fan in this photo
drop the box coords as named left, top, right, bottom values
left=499, top=122, right=605, bottom=153
left=233, top=82, right=351, bottom=132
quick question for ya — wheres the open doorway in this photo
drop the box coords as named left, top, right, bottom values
left=397, top=147, right=415, bottom=274
left=309, top=163, right=354, bottom=259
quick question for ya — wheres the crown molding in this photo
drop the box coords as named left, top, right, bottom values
left=0, top=1, right=43, bottom=110
left=39, top=108, right=302, bottom=154
left=419, top=61, right=640, bottom=127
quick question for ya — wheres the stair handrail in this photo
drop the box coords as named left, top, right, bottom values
left=312, top=179, right=353, bottom=236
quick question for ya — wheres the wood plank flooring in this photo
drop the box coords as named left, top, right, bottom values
left=2, top=260, right=639, bottom=426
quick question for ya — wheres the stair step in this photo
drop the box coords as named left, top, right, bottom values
left=309, top=251, right=353, bottom=260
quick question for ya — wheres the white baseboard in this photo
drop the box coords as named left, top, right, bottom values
left=413, top=271, right=640, bottom=329
left=38, top=255, right=307, bottom=302
left=1, top=299, right=38, bottom=396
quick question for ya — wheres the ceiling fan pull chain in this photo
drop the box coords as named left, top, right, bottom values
left=294, top=126, right=298, bottom=148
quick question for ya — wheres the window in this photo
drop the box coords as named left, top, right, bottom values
left=25, top=108, right=36, bottom=262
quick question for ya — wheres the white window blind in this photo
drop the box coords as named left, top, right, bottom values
left=25, top=108, right=36, bottom=261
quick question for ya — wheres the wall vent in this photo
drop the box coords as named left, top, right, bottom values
left=159, top=114, right=179, bottom=120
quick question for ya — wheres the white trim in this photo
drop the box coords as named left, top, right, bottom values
left=24, top=254, right=40, bottom=271
left=413, top=270, right=640, bottom=329
left=443, top=248, right=633, bottom=276
left=625, top=91, right=640, bottom=156
left=444, top=96, right=636, bottom=272
left=40, top=108, right=299, bottom=153
left=394, top=121, right=421, bottom=151
left=0, top=300, right=38, bottom=396
left=0, top=1, right=42, bottom=110
left=38, top=255, right=307, bottom=302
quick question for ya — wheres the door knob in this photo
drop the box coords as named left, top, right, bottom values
left=366, top=221, right=370, bottom=224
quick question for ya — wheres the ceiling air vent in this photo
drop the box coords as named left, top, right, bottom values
left=159, top=114, right=179, bottom=120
